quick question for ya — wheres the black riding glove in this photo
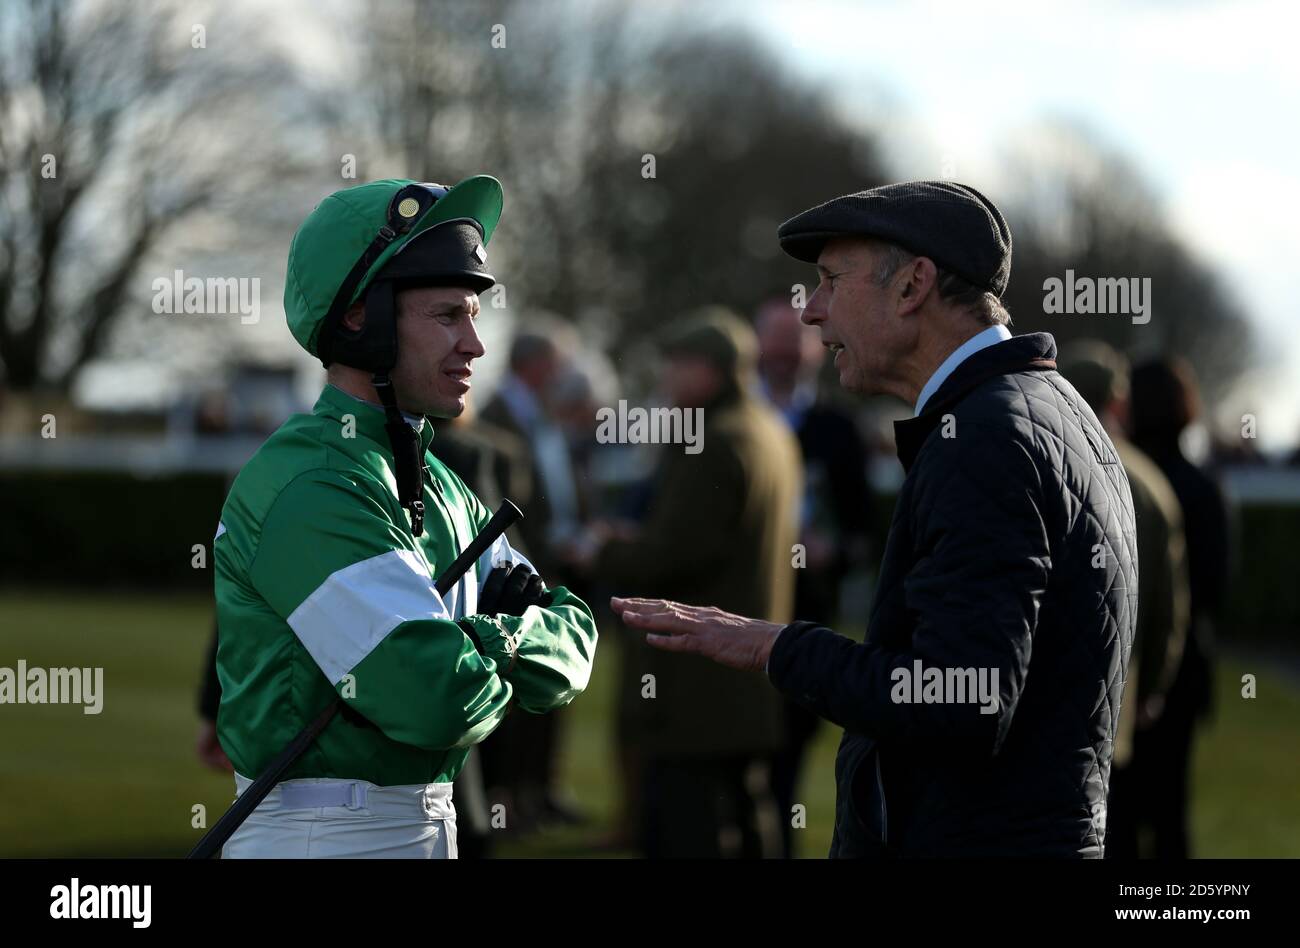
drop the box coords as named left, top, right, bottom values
left=477, top=561, right=552, bottom=617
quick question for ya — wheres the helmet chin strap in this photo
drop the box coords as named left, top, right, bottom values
left=325, top=279, right=423, bottom=538
left=372, top=371, right=426, bottom=537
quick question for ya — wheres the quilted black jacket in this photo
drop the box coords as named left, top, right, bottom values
left=767, top=332, right=1137, bottom=857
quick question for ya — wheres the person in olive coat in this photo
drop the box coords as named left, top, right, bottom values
left=573, top=306, right=803, bottom=858
left=1060, top=342, right=1191, bottom=860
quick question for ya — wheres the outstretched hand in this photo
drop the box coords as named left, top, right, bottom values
left=610, top=597, right=785, bottom=673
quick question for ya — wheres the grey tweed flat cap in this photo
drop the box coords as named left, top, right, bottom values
left=777, top=180, right=1013, bottom=297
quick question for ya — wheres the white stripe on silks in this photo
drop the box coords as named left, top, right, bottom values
left=286, top=549, right=450, bottom=685
left=476, top=535, right=538, bottom=589
left=439, top=533, right=535, bottom=621
left=446, top=533, right=539, bottom=620
left=215, top=521, right=227, bottom=541
left=444, top=535, right=540, bottom=616
left=492, top=534, right=538, bottom=580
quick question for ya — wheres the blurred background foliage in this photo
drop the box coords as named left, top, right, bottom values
left=0, top=0, right=1255, bottom=402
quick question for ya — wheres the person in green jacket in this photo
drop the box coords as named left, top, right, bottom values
left=214, top=176, right=598, bottom=858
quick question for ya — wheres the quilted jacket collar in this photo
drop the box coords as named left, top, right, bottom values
left=893, top=331, right=1058, bottom=473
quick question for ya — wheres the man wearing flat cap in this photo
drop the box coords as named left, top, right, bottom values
left=614, top=181, right=1139, bottom=858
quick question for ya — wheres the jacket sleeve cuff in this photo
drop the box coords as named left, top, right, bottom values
left=765, top=620, right=825, bottom=691
left=458, top=617, right=519, bottom=675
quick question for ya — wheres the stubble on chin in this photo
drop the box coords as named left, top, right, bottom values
left=424, top=393, right=466, bottom=421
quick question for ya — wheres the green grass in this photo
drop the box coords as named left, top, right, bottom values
left=0, top=592, right=232, bottom=857
left=1185, top=655, right=1300, bottom=857
left=0, top=590, right=1295, bottom=857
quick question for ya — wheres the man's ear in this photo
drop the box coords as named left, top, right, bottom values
left=898, top=256, right=938, bottom=313
left=342, top=301, right=366, bottom=332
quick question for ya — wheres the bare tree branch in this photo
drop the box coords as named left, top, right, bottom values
left=0, top=0, right=313, bottom=392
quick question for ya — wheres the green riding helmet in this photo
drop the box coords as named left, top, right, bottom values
left=281, top=174, right=504, bottom=537
left=283, top=175, right=504, bottom=360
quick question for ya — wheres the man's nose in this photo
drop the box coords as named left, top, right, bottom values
left=460, top=318, right=486, bottom=359
left=801, top=286, right=827, bottom=325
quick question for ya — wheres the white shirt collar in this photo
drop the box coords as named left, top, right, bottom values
left=914, top=325, right=1013, bottom=416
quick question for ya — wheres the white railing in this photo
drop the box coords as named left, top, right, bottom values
left=0, top=434, right=267, bottom=476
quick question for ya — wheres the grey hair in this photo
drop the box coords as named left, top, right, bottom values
left=870, top=241, right=1012, bottom=328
